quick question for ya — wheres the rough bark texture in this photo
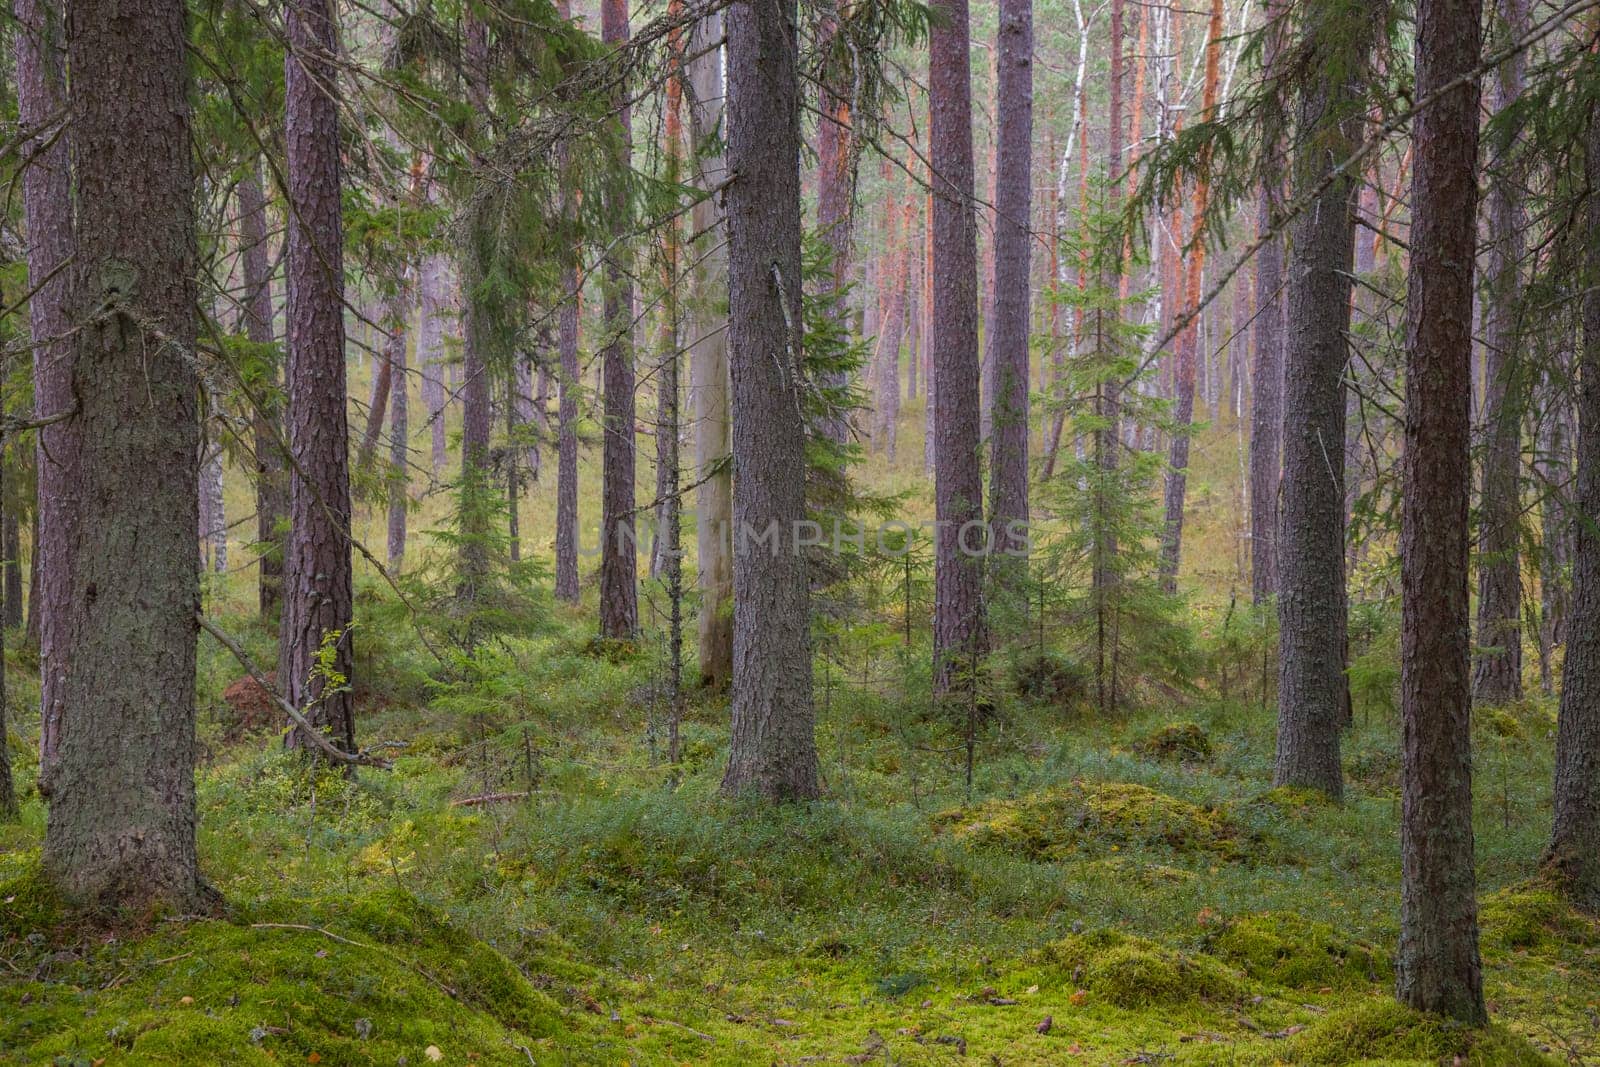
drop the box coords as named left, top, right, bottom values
left=1248, top=0, right=1287, bottom=604
left=1397, top=0, right=1486, bottom=1023
left=238, top=170, right=287, bottom=616
left=42, top=0, right=210, bottom=910
left=280, top=0, right=356, bottom=754
left=1273, top=3, right=1366, bottom=800
left=599, top=0, right=639, bottom=639
left=1537, top=366, right=1572, bottom=693
left=16, top=0, right=77, bottom=785
left=986, top=0, right=1032, bottom=563
left=688, top=10, right=733, bottom=686
left=199, top=411, right=228, bottom=573
left=1546, top=93, right=1600, bottom=911
left=719, top=0, right=819, bottom=800
left=1472, top=0, right=1528, bottom=706
left=929, top=0, right=987, bottom=691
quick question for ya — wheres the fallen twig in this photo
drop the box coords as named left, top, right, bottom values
left=449, top=791, right=530, bottom=807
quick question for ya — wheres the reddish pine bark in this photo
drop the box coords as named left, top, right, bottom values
left=987, top=0, right=1033, bottom=563
left=1159, top=0, right=1223, bottom=592
left=719, top=0, right=818, bottom=800
left=42, top=0, right=210, bottom=910
left=280, top=0, right=356, bottom=754
left=1397, top=0, right=1486, bottom=1023
left=599, top=0, right=639, bottom=638
left=929, top=0, right=987, bottom=691
left=16, top=0, right=76, bottom=787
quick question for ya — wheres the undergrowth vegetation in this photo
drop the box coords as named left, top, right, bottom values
left=2, top=430, right=1595, bottom=1065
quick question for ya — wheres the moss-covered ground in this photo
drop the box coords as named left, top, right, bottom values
left=3, top=413, right=1596, bottom=1064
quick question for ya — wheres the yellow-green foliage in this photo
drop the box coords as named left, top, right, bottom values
left=1204, top=912, right=1391, bottom=990
left=1135, top=721, right=1213, bottom=762
left=1479, top=882, right=1600, bottom=955
left=1, top=884, right=568, bottom=1066
left=1037, top=929, right=1240, bottom=1008
left=1270, top=998, right=1556, bottom=1066
left=933, top=782, right=1252, bottom=862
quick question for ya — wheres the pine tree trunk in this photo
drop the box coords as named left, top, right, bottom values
left=419, top=253, right=451, bottom=476
left=387, top=287, right=411, bottom=568
left=1537, top=367, right=1572, bottom=693
left=1248, top=0, right=1287, bottom=605
left=719, top=0, right=819, bottom=800
left=238, top=169, right=287, bottom=616
left=1160, top=0, right=1223, bottom=593
left=3, top=503, right=22, bottom=628
left=555, top=259, right=582, bottom=602
left=688, top=9, right=733, bottom=685
left=987, top=0, right=1033, bottom=566
left=1546, top=85, right=1600, bottom=912
left=815, top=5, right=855, bottom=447
left=1397, top=0, right=1486, bottom=1022
left=0, top=458, right=14, bottom=820
left=42, top=0, right=210, bottom=909
left=1274, top=3, right=1368, bottom=799
left=199, top=415, right=228, bottom=573
left=929, top=0, right=987, bottom=692
left=1472, top=0, right=1528, bottom=706
left=599, top=0, right=639, bottom=639
left=280, top=0, right=356, bottom=755
left=16, top=0, right=76, bottom=787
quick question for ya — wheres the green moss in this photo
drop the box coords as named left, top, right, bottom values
left=1037, top=929, right=1240, bottom=1008
left=1205, top=912, right=1391, bottom=990
left=1479, top=882, right=1600, bottom=955
left=0, top=861, right=66, bottom=942
left=1276, top=999, right=1555, bottom=1066
left=1135, top=721, right=1213, bottom=762
left=2, top=890, right=569, bottom=1065
left=934, top=782, right=1254, bottom=862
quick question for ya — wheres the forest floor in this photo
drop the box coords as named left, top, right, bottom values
left=3, top=414, right=1598, bottom=1065
left=3, top=595, right=1597, bottom=1065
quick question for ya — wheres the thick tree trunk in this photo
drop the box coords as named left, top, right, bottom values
left=42, top=0, right=210, bottom=910
left=719, top=0, right=819, bottom=800
left=929, top=0, right=987, bottom=692
left=280, top=0, right=356, bottom=754
left=1546, top=90, right=1600, bottom=911
left=1274, top=3, right=1367, bottom=799
left=1537, top=367, right=1572, bottom=692
left=688, top=10, right=733, bottom=685
left=1472, top=0, right=1528, bottom=706
left=599, top=0, right=639, bottom=639
left=16, top=0, right=76, bottom=786
left=1248, top=0, right=1287, bottom=605
left=238, top=169, right=287, bottom=616
left=1397, top=0, right=1486, bottom=1023
left=987, top=0, right=1033, bottom=565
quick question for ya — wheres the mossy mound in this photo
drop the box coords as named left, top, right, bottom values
left=1273, top=998, right=1555, bottom=1065
left=1036, top=929, right=1240, bottom=1008
left=1479, top=882, right=1600, bottom=955
left=1, top=887, right=571, bottom=1065
left=1134, top=721, right=1213, bottom=762
left=1011, top=651, right=1090, bottom=707
left=1204, top=912, right=1391, bottom=990
left=933, top=781, right=1254, bottom=862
